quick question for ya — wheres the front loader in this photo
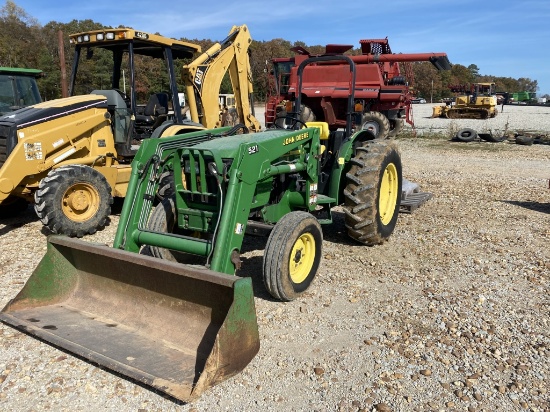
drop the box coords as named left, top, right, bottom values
left=0, top=56, right=403, bottom=402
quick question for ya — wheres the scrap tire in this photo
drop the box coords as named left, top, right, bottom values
left=515, top=135, right=534, bottom=146
left=360, top=111, right=391, bottom=139
left=388, top=119, right=404, bottom=138
left=456, top=128, right=478, bottom=142
left=34, top=165, right=112, bottom=237
left=274, top=104, right=315, bottom=129
left=479, top=133, right=506, bottom=143
left=343, top=140, right=402, bottom=245
left=0, top=196, right=29, bottom=218
left=147, top=196, right=198, bottom=263
left=263, top=211, right=322, bottom=302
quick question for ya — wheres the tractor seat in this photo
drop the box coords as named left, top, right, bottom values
left=136, top=93, right=169, bottom=125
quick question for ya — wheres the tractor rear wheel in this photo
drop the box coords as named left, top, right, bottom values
left=0, top=196, right=29, bottom=218
left=343, top=140, right=402, bottom=245
left=34, top=165, right=112, bottom=237
left=263, top=211, right=322, bottom=301
left=360, top=111, right=390, bottom=139
left=155, top=170, right=175, bottom=202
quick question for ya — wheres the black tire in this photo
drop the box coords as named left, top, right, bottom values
left=0, top=196, right=29, bottom=218
left=34, top=165, right=112, bottom=237
left=479, top=133, right=506, bottom=143
left=274, top=104, right=315, bottom=129
left=301, top=104, right=316, bottom=123
left=147, top=196, right=200, bottom=263
left=456, top=128, right=478, bottom=142
left=263, top=211, right=322, bottom=301
left=360, top=111, right=391, bottom=139
left=515, top=135, right=534, bottom=146
left=156, top=170, right=175, bottom=202
left=388, top=119, right=404, bottom=138
left=343, top=140, right=402, bottom=245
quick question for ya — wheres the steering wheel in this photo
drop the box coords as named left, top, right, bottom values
left=273, top=115, right=307, bottom=130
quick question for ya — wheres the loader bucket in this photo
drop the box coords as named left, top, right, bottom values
left=0, top=236, right=259, bottom=402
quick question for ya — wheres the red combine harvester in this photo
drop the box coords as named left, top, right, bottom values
left=265, top=38, right=451, bottom=137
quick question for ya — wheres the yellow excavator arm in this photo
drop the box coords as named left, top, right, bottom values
left=183, top=25, right=261, bottom=132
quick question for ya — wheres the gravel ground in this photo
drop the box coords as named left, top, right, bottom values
left=0, top=106, right=549, bottom=411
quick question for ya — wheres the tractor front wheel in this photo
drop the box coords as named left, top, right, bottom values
left=34, top=165, right=112, bottom=237
left=343, top=140, right=402, bottom=245
left=263, top=211, right=322, bottom=301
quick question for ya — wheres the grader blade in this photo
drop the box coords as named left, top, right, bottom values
left=0, top=236, right=259, bottom=402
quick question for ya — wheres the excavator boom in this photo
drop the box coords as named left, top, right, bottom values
left=183, top=25, right=261, bottom=132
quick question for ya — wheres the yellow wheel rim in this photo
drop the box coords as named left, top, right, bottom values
left=61, top=183, right=100, bottom=222
left=289, top=233, right=316, bottom=284
left=379, top=163, right=398, bottom=225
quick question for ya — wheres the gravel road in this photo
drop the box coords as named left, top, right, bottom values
left=0, top=106, right=549, bottom=411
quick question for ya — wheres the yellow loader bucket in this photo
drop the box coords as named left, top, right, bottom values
left=0, top=236, right=259, bottom=402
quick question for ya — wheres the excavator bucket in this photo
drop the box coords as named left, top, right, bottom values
left=0, top=236, right=260, bottom=402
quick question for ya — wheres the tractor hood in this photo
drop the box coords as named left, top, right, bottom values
left=0, top=95, right=108, bottom=166
left=190, top=129, right=296, bottom=158
left=0, top=95, right=107, bottom=130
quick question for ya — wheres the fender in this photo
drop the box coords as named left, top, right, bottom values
left=326, top=129, right=377, bottom=204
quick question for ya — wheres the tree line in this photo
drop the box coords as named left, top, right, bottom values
left=0, top=1, right=541, bottom=104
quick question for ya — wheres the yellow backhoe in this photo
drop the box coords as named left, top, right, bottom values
left=0, top=25, right=260, bottom=237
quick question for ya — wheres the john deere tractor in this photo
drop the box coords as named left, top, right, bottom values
left=0, top=53, right=402, bottom=402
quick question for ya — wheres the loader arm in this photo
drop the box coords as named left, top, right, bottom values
left=114, top=126, right=322, bottom=275
left=182, top=25, right=261, bottom=132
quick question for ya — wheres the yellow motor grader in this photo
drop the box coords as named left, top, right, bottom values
left=0, top=25, right=260, bottom=237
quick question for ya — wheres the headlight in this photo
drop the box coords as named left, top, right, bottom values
left=96, top=33, right=104, bottom=41
left=83, top=34, right=90, bottom=42
left=106, top=32, right=115, bottom=40
left=77, top=36, right=83, bottom=43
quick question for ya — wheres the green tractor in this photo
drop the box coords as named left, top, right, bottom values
left=1, top=55, right=402, bottom=402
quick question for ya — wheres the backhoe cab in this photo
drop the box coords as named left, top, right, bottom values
left=68, top=28, right=202, bottom=154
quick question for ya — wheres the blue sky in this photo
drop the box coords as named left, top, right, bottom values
left=12, top=0, right=550, bottom=95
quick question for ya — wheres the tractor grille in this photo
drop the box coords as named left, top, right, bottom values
left=0, top=123, right=17, bottom=170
